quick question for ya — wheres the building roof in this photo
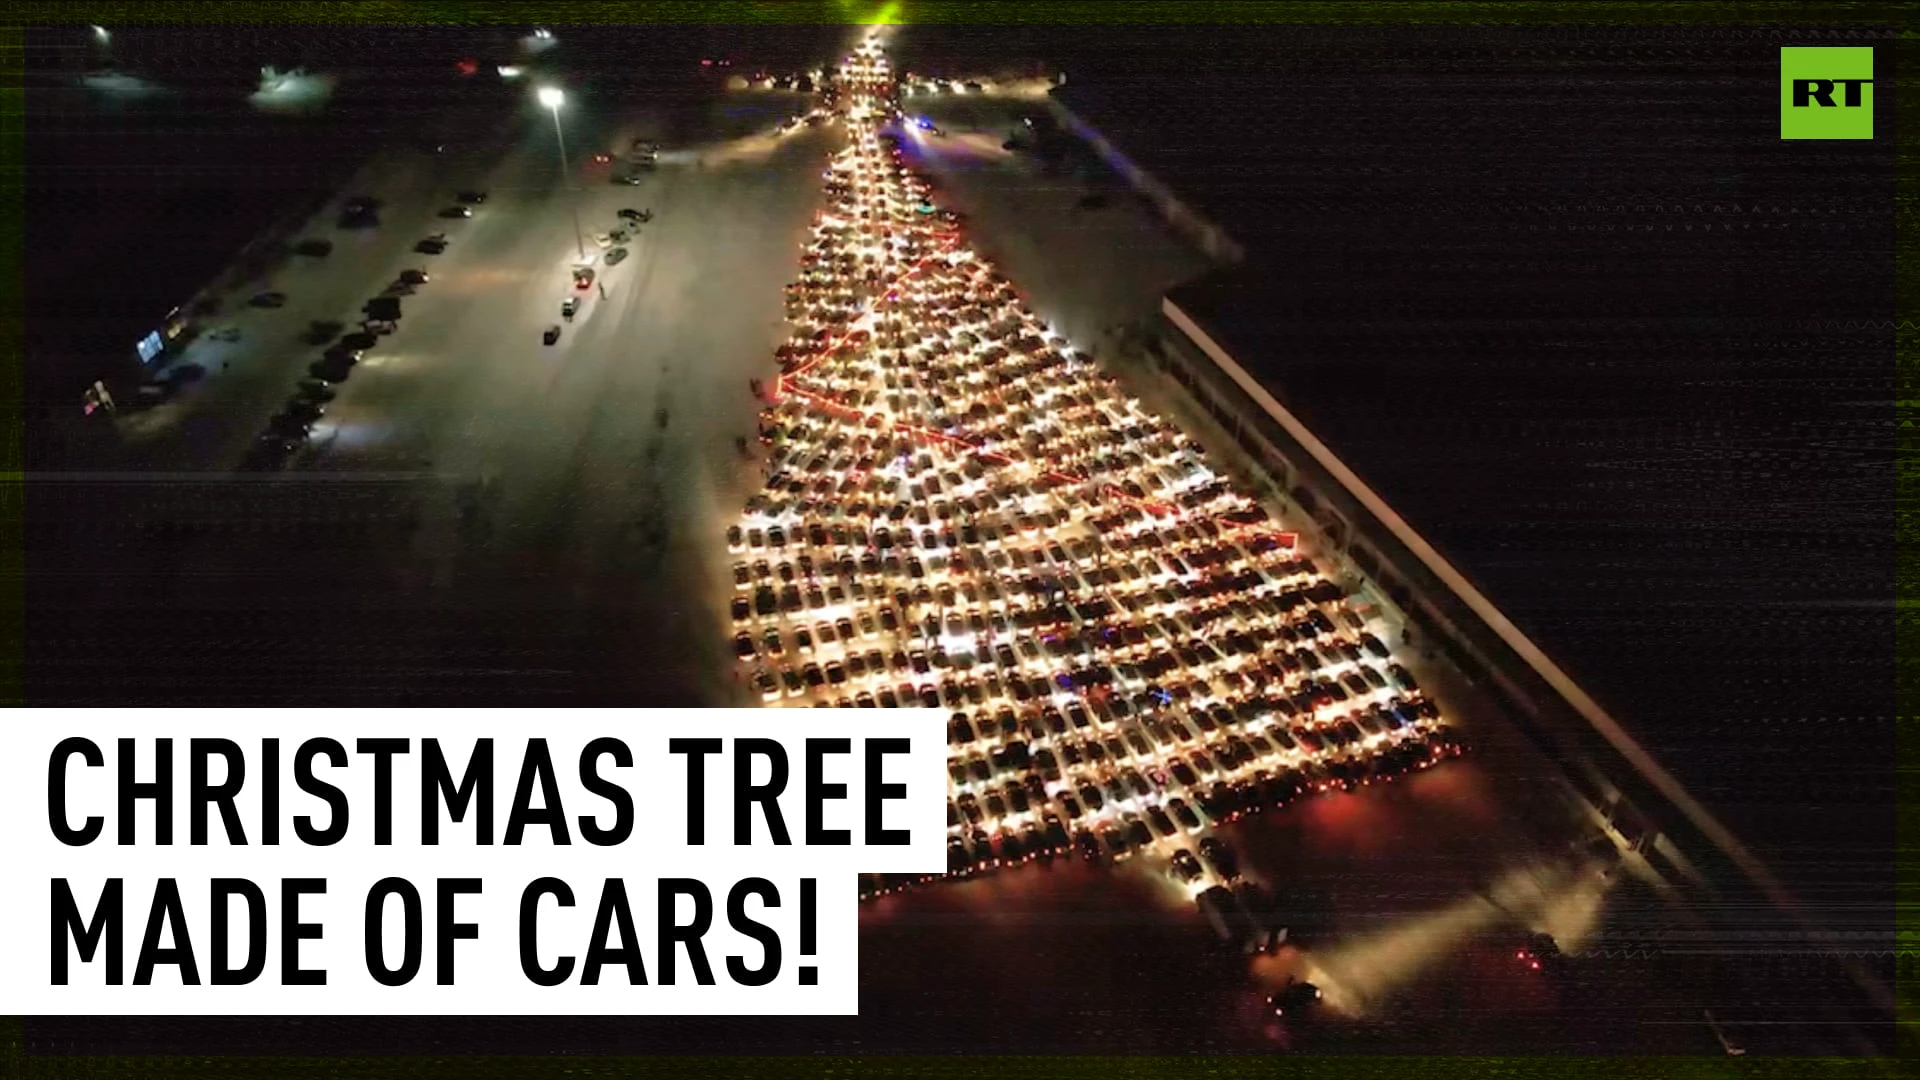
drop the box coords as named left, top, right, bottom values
left=1062, top=23, right=1893, bottom=916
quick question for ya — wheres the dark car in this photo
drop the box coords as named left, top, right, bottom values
left=241, top=435, right=296, bottom=470
left=1198, top=837, right=1239, bottom=879
left=1360, top=632, right=1391, bottom=659
left=946, top=836, right=971, bottom=876
left=1169, top=848, right=1204, bottom=883
left=1073, top=828, right=1102, bottom=863
left=284, top=397, right=326, bottom=424
left=543, top=325, right=562, bottom=345
left=415, top=236, right=448, bottom=254
left=308, top=357, right=353, bottom=383
left=1389, top=664, right=1419, bottom=691
left=1168, top=797, right=1200, bottom=831
left=1267, top=980, right=1322, bottom=1019
left=455, top=190, right=487, bottom=204
left=1515, top=932, right=1564, bottom=972
left=340, top=331, right=378, bottom=351
left=267, top=413, right=312, bottom=441
left=438, top=206, right=473, bottom=219
left=398, top=268, right=430, bottom=286
left=294, top=378, right=335, bottom=402
left=1146, top=805, right=1178, bottom=837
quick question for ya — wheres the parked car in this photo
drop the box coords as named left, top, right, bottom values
left=543, top=325, right=562, bottom=345
left=1169, top=848, right=1204, bottom=884
left=1267, top=980, right=1322, bottom=1019
left=438, top=206, right=473, bottom=219
left=605, top=247, right=629, bottom=266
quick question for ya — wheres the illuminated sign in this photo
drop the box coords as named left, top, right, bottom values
left=136, top=331, right=164, bottom=364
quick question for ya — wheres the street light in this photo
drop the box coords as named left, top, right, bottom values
left=538, top=86, right=586, bottom=261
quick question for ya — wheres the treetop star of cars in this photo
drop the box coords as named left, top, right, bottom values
left=730, top=37, right=1463, bottom=895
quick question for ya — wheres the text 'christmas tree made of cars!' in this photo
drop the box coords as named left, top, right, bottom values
left=727, top=37, right=1464, bottom=897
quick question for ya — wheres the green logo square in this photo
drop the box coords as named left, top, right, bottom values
left=1781, top=47, right=1873, bottom=139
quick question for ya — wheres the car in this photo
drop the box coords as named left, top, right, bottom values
left=398, top=268, right=430, bottom=286
left=1515, top=932, right=1563, bottom=972
left=543, top=325, right=562, bottom=345
left=249, top=291, right=287, bottom=308
left=592, top=152, right=612, bottom=165
left=732, top=632, right=756, bottom=660
left=730, top=596, right=751, bottom=624
left=248, top=431, right=301, bottom=461
left=593, top=232, right=612, bottom=248
left=754, top=669, right=779, bottom=701
left=1073, top=829, right=1101, bottom=862
left=438, top=206, right=473, bottom=219
left=605, top=247, right=628, bottom=266
left=1198, top=836, right=1239, bottom=878
left=267, top=413, right=312, bottom=441
left=946, top=836, right=971, bottom=876
left=323, top=344, right=362, bottom=365
left=1146, top=806, right=1178, bottom=837
left=1389, top=664, right=1419, bottom=691
left=618, top=207, right=644, bottom=221
left=1167, top=798, right=1200, bottom=831
left=1169, top=848, right=1204, bottom=883
left=294, top=378, right=335, bottom=402
left=616, top=174, right=644, bottom=185
left=1267, top=980, right=1322, bottom=1019
left=308, top=357, right=353, bottom=383
left=572, top=267, right=596, bottom=289
left=284, top=397, right=326, bottom=424
left=415, top=239, right=447, bottom=254
left=456, top=190, right=487, bottom=204
left=340, top=331, right=377, bottom=351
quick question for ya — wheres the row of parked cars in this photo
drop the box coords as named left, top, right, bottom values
left=239, top=187, right=487, bottom=469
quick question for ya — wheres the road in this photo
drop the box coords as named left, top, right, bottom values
left=30, top=87, right=836, bottom=706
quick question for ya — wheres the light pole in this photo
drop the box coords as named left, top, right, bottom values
left=538, top=86, right=586, bottom=261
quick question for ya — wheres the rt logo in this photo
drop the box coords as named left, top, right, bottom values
left=1780, top=47, right=1873, bottom=140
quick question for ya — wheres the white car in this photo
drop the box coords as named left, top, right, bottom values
left=593, top=232, right=612, bottom=248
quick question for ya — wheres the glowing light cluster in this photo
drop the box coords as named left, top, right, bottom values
left=727, top=39, right=1464, bottom=896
